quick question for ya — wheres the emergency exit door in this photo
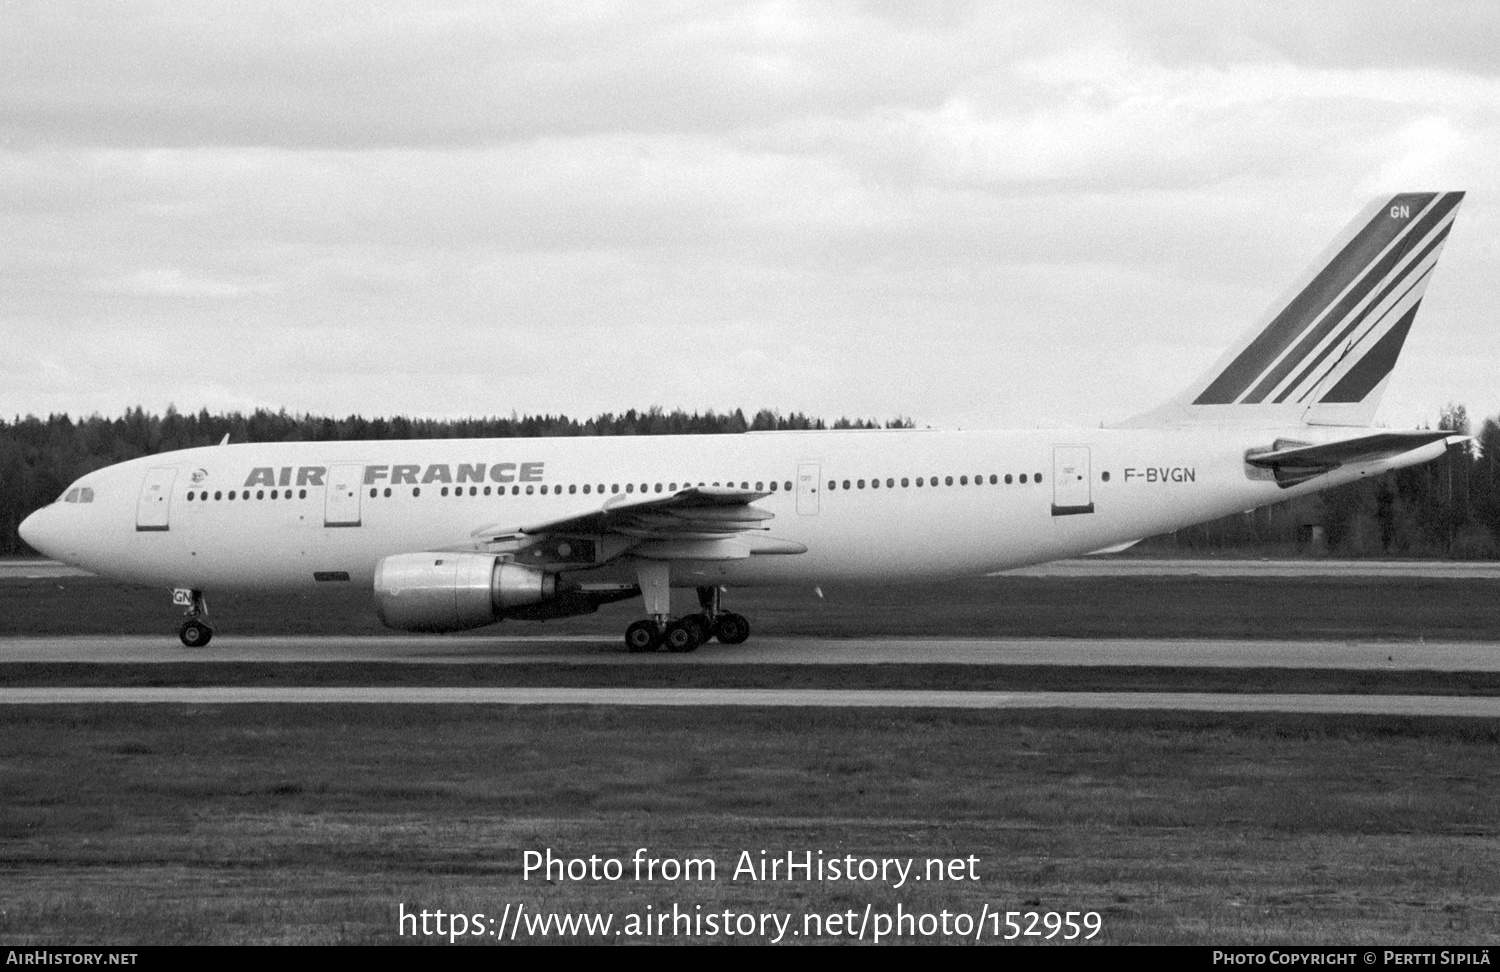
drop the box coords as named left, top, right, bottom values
left=796, top=462, right=821, bottom=515
left=1051, top=446, right=1094, bottom=516
left=324, top=463, right=364, bottom=527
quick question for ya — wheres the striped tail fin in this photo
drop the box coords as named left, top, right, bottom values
left=1120, top=191, right=1464, bottom=428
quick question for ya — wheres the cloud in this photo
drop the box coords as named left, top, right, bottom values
left=2, top=2, right=1498, bottom=431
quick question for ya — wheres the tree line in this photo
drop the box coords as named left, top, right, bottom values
left=0, top=407, right=912, bottom=555
left=3, top=404, right=1496, bottom=559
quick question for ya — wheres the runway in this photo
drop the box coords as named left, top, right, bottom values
left=3, top=633, right=1498, bottom=670
left=2, top=685, right=1498, bottom=717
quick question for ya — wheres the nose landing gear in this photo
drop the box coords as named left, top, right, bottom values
left=173, top=588, right=215, bottom=648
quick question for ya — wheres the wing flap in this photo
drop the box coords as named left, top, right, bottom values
left=462, top=486, right=801, bottom=567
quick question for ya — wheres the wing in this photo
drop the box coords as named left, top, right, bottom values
left=444, top=486, right=806, bottom=566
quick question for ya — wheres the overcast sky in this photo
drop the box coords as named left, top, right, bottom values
left=3, top=1, right=1497, bottom=432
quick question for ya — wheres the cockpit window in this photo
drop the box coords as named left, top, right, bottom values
left=61, top=486, right=96, bottom=504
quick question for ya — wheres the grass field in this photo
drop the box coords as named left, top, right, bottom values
left=3, top=572, right=1500, bottom=945
left=2, top=706, right=1499, bottom=945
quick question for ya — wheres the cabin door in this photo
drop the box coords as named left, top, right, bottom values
left=1051, top=446, right=1094, bottom=516
left=324, top=464, right=364, bottom=527
left=136, top=467, right=177, bottom=532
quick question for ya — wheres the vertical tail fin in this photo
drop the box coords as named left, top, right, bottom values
left=1119, top=191, right=1464, bottom=428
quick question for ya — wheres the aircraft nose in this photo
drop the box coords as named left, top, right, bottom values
left=19, top=505, right=59, bottom=558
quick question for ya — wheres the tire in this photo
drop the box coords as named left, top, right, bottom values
left=681, top=613, right=712, bottom=645
left=663, top=620, right=700, bottom=653
left=624, top=620, right=661, bottom=653
left=713, top=612, right=750, bottom=645
left=179, top=620, right=213, bottom=648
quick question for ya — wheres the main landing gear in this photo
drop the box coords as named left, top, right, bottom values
left=173, top=588, right=214, bottom=648
left=621, top=564, right=751, bottom=653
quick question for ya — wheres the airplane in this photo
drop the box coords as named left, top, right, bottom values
left=19, top=191, right=1468, bottom=652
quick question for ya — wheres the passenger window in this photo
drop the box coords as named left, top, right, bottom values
left=842, top=480, right=851, bottom=490
left=369, top=488, right=377, bottom=498
left=755, top=481, right=763, bottom=491
left=871, top=478, right=879, bottom=489
left=1004, top=475, right=1012, bottom=484
left=484, top=486, right=491, bottom=495
left=857, top=480, right=865, bottom=489
left=828, top=480, right=836, bottom=490
left=441, top=487, right=450, bottom=496
left=540, top=485, right=548, bottom=495
left=784, top=481, right=792, bottom=491
left=989, top=475, right=997, bottom=484
left=256, top=490, right=264, bottom=500
left=1035, top=473, right=1043, bottom=483
left=1019, top=474, right=1027, bottom=484
left=569, top=485, right=577, bottom=494
left=959, top=476, right=968, bottom=486
left=901, top=478, right=909, bottom=487
left=299, top=489, right=307, bottom=499
left=384, top=488, right=392, bottom=497
left=654, top=483, right=663, bottom=493
left=945, top=476, right=953, bottom=486
left=915, top=477, right=923, bottom=487
left=769, top=481, right=777, bottom=491
left=414, top=488, right=421, bottom=497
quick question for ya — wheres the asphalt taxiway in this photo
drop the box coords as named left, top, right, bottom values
left=2, top=685, right=1498, bottom=717
left=2, top=633, right=1497, bottom=717
left=1, top=633, right=1497, bottom=670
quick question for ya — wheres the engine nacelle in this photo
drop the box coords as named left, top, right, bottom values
left=373, top=552, right=557, bottom=632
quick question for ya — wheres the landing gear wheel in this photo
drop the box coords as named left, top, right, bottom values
left=179, top=619, right=214, bottom=648
left=663, top=619, right=702, bottom=653
left=681, top=614, right=713, bottom=645
left=713, top=612, right=750, bottom=645
left=625, top=620, right=662, bottom=653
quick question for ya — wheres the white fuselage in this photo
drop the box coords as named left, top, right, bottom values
left=21, top=425, right=1399, bottom=594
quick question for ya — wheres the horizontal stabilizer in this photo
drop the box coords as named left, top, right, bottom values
left=1245, top=429, right=1460, bottom=486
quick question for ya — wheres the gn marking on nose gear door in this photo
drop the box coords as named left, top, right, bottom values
left=1051, top=446, right=1094, bottom=517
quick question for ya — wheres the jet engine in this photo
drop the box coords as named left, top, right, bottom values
left=374, top=552, right=558, bottom=632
